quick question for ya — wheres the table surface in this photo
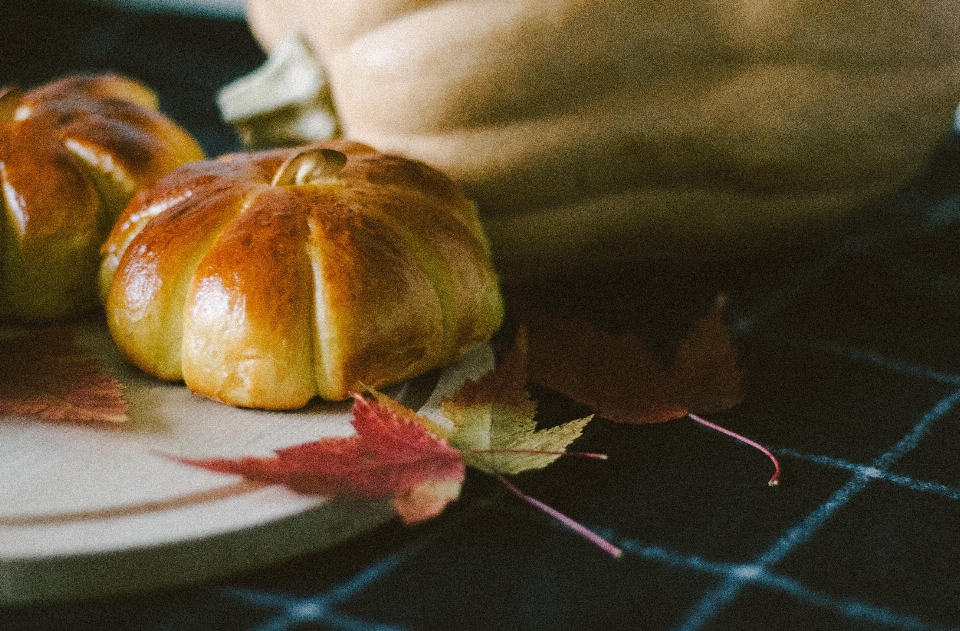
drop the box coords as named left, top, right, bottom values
left=4, top=1, right=960, bottom=630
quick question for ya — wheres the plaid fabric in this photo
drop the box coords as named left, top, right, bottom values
left=3, top=2, right=960, bottom=629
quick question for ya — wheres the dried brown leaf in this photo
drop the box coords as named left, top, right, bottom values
left=520, top=295, right=743, bottom=424
left=0, top=326, right=127, bottom=423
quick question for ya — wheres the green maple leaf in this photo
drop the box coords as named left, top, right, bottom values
left=441, top=328, right=592, bottom=475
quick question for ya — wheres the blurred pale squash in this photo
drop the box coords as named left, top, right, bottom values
left=245, top=0, right=960, bottom=279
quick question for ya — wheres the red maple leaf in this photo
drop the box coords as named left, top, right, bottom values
left=177, top=394, right=465, bottom=524
left=0, top=326, right=128, bottom=423
left=519, top=295, right=743, bottom=424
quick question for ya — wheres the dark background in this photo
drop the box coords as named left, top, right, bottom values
left=4, top=1, right=960, bottom=629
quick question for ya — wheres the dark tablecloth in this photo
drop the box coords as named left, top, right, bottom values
left=3, top=2, right=960, bottom=629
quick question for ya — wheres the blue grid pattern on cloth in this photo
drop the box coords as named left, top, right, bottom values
left=190, top=225, right=960, bottom=631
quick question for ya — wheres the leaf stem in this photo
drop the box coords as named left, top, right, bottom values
left=497, top=474, right=623, bottom=558
left=689, top=413, right=781, bottom=486
left=466, top=449, right=607, bottom=460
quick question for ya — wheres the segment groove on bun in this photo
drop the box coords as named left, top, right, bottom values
left=100, top=140, right=504, bottom=409
left=0, top=74, right=205, bottom=321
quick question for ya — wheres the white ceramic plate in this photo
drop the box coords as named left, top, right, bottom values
left=0, top=322, right=491, bottom=604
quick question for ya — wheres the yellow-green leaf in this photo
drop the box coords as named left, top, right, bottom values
left=441, top=328, right=592, bottom=475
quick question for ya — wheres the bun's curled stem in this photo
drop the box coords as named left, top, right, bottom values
left=272, top=147, right=347, bottom=186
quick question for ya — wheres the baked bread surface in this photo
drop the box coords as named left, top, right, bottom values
left=0, top=74, right=205, bottom=321
left=100, top=140, right=504, bottom=409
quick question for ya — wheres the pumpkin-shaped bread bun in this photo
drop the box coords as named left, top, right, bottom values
left=99, top=140, right=504, bottom=409
left=0, top=74, right=206, bottom=322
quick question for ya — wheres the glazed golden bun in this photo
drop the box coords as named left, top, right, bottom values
left=0, top=74, right=206, bottom=322
left=100, top=140, right=504, bottom=409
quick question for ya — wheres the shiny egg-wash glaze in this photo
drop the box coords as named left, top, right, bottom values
left=0, top=74, right=205, bottom=322
left=100, top=140, right=504, bottom=410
